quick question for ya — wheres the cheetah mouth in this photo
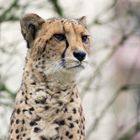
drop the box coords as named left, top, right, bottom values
left=61, top=60, right=88, bottom=71
left=66, top=64, right=85, bottom=70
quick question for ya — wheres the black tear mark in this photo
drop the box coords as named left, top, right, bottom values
left=61, top=40, right=69, bottom=66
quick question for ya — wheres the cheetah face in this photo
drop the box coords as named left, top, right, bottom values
left=20, top=14, right=90, bottom=75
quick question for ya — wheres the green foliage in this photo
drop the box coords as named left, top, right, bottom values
left=0, top=83, right=15, bottom=98
left=0, top=0, right=19, bottom=22
left=119, top=134, right=131, bottom=140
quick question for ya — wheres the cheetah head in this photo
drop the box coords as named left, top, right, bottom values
left=20, top=13, right=90, bottom=76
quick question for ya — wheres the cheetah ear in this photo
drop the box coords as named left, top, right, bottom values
left=20, top=13, right=45, bottom=48
left=78, top=16, right=87, bottom=25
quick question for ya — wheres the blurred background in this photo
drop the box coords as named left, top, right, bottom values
left=0, top=0, right=140, bottom=140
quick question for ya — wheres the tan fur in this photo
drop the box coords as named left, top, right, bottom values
left=8, top=13, right=90, bottom=140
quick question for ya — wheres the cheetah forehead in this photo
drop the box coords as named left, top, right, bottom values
left=38, top=17, right=89, bottom=37
left=47, top=17, right=80, bottom=24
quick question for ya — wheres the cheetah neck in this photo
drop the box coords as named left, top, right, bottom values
left=17, top=67, right=80, bottom=121
left=21, top=66, right=78, bottom=101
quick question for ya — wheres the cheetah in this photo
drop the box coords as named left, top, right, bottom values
left=8, top=13, right=90, bottom=140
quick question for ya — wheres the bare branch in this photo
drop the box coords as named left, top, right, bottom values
left=86, top=84, right=140, bottom=139
left=48, top=0, right=64, bottom=17
left=90, top=0, right=118, bottom=26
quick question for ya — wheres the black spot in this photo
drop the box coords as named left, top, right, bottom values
left=55, top=127, right=59, bottom=131
left=72, top=108, right=77, bottom=114
left=10, top=129, right=13, bottom=133
left=35, top=65, right=38, bottom=68
left=69, top=134, right=73, bottom=139
left=83, top=125, right=85, bottom=130
left=69, top=123, right=74, bottom=128
left=16, top=135, right=19, bottom=139
left=81, top=130, right=84, bottom=135
left=22, top=119, right=25, bottom=124
left=62, top=88, right=67, bottom=92
left=58, top=101, right=63, bottom=106
left=27, top=138, right=31, bottom=140
left=59, top=120, right=65, bottom=125
left=42, top=54, right=45, bottom=58
left=15, top=129, right=19, bottom=133
left=34, top=127, right=41, bottom=133
left=83, top=117, right=85, bottom=121
left=75, top=120, right=79, bottom=124
left=16, top=119, right=19, bottom=124
left=29, top=107, right=34, bottom=111
left=35, top=98, right=46, bottom=104
left=40, top=136, right=48, bottom=140
left=23, top=133, right=26, bottom=137
left=64, top=108, right=67, bottom=112
left=11, top=119, right=14, bottom=124
left=35, top=116, right=41, bottom=121
left=65, top=131, right=70, bottom=136
left=42, top=60, right=45, bottom=64
left=25, top=100, right=28, bottom=104
left=31, top=82, right=36, bottom=85
left=25, top=96, right=28, bottom=101
left=20, top=100, right=23, bottom=103
left=16, top=108, right=20, bottom=114
left=44, top=105, right=49, bottom=110
left=22, top=109, right=28, bottom=112
left=54, top=119, right=65, bottom=125
left=29, top=111, right=32, bottom=115
left=21, top=127, right=24, bottom=132
left=72, top=92, right=74, bottom=95
left=67, top=116, right=72, bottom=121
left=30, top=120, right=37, bottom=126
left=36, top=88, right=43, bottom=92
left=38, top=57, right=41, bottom=60
left=70, top=98, right=74, bottom=102
left=56, top=109, right=59, bottom=113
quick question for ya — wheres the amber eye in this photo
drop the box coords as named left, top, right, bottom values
left=81, top=35, right=88, bottom=43
left=53, top=33, right=66, bottom=41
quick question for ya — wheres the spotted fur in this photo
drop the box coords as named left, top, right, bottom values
left=8, top=13, right=90, bottom=140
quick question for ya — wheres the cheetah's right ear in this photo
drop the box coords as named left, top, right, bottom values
left=20, top=13, right=45, bottom=48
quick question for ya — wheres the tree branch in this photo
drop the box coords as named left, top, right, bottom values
left=86, top=84, right=140, bottom=139
left=48, top=0, right=64, bottom=17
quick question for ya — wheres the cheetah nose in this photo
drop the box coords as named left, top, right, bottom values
left=73, top=50, right=86, bottom=62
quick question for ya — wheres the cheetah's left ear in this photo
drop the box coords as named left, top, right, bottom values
left=78, top=16, right=87, bottom=26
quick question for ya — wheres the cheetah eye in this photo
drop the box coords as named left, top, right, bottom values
left=81, top=35, right=88, bottom=43
left=53, top=33, right=66, bottom=41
